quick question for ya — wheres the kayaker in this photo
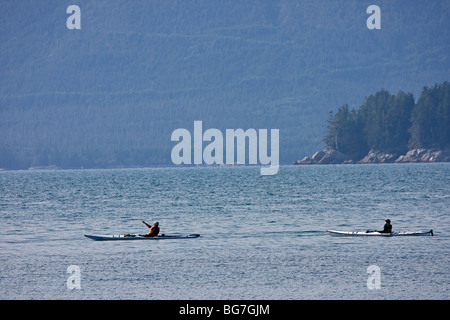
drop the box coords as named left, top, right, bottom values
left=142, top=221, right=160, bottom=237
left=377, top=219, right=392, bottom=233
left=365, top=219, right=392, bottom=233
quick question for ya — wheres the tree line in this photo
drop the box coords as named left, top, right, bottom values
left=323, top=81, right=450, bottom=158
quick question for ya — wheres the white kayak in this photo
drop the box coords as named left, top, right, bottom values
left=84, top=233, right=200, bottom=241
left=326, top=229, right=433, bottom=237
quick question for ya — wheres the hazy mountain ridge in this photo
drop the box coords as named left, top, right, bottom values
left=1, top=1, right=449, bottom=169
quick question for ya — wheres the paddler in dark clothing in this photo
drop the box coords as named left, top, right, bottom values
left=378, top=219, right=392, bottom=233
left=141, top=221, right=160, bottom=237
left=365, top=219, right=392, bottom=233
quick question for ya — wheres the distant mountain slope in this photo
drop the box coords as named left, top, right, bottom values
left=1, top=0, right=449, bottom=169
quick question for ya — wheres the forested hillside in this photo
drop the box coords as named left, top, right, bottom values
left=323, top=82, right=450, bottom=159
left=1, top=1, right=449, bottom=169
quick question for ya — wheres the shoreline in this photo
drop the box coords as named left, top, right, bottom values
left=294, top=148, right=450, bottom=165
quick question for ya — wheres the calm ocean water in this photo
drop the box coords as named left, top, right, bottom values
left=0, top=164, right=449, bottom=300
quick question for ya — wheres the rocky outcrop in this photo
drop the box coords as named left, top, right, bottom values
left=395, top=148, right=450, bottom=163
left=294, top=148, right=450, bottom=165
left=357, top=149, right=398, bottom=164
left=294, top=149, right=354, bottom=165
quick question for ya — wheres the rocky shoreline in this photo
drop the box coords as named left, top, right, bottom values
left=294, top=148, right=450, bottom=165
